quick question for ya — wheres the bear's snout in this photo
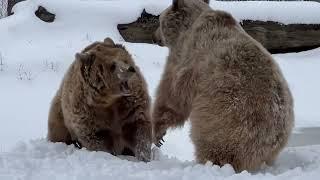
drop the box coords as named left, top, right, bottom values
left=128, top=66, right=135, bottom=73
left=117, top=64, right=135, bottom=81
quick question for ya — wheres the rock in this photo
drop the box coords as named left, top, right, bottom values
left=117, top=9, right=320, bottom=54
left=35, top=6, right=55, bottom=23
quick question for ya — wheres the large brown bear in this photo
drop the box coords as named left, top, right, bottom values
left=48, top=38, right=152, bottom=162
left=152, top=0, right=294, bottom=172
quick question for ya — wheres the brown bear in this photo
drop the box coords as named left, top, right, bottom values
left=47, top=38, right=152, bottom=162
left=152, top=0, right=294, bottom=172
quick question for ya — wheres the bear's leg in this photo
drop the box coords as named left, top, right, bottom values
left=194, top=140, right=250, bottom=172
left=193, top=126, right=279, bottom=172
left=265, top=142, right=286, bottom=166
left=122, top=114, right=152, bottom=162
left=266, top=157, right=276, bottom=166
left=121, top=147, right=135, bottom=156
left=134, top=119, right=152, bottom=162
left=152, top=68, right=195, bottom=146
left=74, top=127, right=120, bottom=153
left=152, top=106, right=188, bottom=146
left=47, top=93, right=72, bottom=143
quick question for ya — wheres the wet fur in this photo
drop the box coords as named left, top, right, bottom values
left=48, top=38, right=152, bottom=161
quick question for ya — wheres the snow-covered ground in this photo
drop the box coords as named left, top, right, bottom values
left=0, top=0, right=319, bottom=179
left=1, top=140, right=320, bottom=180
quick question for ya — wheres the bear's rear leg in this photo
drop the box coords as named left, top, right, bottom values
left=194, top=140, right=263, bottom=173
left=47, top=93, right=72, bottom=143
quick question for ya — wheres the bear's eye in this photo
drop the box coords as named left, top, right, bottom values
left=110, top=62, right=116, bottom=72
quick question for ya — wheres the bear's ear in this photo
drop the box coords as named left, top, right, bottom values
left=104, top=37, right=115, bottom=46
left=219, top=11, right=237, bottom=27
left=76, top=52, right=95, bottom=81
left=203, top=0, right=210, bottom=4
left=172, top=0, right=185, bottom=11
left=76, top=52, right=95, bottom=66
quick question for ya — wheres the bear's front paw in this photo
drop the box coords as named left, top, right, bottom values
left=154, top=138, right=164, bottom=147
left=153, top=129, right=166, bottom=147
left=153, top=122, right=167, bottom=147
left=135, top=141, right=151, bottom=162
left=153, top=131, right=166, bottom=147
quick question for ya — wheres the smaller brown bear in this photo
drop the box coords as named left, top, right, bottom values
left=48, top=38, right=152, bottom=162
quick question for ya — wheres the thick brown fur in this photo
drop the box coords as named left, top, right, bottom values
left=48, top=38, right=152, bottom=162
left=152, top=0, right=294, bottom=172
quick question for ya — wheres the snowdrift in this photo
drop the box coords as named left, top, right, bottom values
left=0, top=140, right=320, bottom=180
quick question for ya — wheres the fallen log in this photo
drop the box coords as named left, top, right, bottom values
left=118, top=9, right=320, bottom=54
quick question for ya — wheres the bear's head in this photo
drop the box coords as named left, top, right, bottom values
left=76, top=38, right=136, bottom=107
left=152, top=0, right=210, bottom=47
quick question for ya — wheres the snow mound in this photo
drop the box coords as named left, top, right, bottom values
left=212, top=1, right=320, bottom=24
left=0, top=140, right=320, bottom=180
left=2, top=0, right=320, bottom=29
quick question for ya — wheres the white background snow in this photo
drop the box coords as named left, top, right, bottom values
left=0, top=0, right=319, bottom=179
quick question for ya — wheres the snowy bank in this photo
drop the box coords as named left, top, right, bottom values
left=0, top=140, right=320, bottom=180
left=6, top=0, right=320, bottom=25
left=212, top=1, right=320, bottom=24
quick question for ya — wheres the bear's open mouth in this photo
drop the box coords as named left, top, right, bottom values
left=120, top=81, right=131, bottom=96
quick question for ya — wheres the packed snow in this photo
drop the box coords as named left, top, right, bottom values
left=0, top=0, right=319, bottom=179
left=146, top=0, right=320, bottom=24
left=1, top=140, right=320, bottom=180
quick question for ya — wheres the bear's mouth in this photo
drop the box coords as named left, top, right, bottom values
left=120, top=81, right=131, bottom=96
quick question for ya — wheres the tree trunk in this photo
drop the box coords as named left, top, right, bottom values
left=117, top=10, right=320, bottom=54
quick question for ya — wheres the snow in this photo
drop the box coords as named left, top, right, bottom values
left=0, top=0, right=319, bottom=179
left=146, top=0, right=320, bottom=24
left=0, top=140, right=320, bottom=180
left=144, top=0, right=320, bottom=24
left=274, top=49, right=320, bottom=128
left=212, top=1, right=320, bottom=24
left=4, top=0, right=320, bottom=26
